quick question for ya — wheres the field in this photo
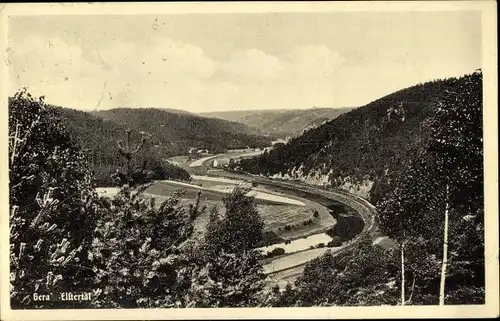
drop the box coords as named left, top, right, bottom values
left=141, top=180, right=331, bottom=242
left=166, top=155, right=190, bottom=167
left=98, top=153, right=338, bottom=249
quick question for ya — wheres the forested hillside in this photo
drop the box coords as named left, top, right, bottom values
left=48, top=107, right=189, bottom=186
left=239, top=73, right=481, bottom=204
left=51, top=107, right=271, bottom=186
left=201, top=107, right=353, bottom=139
left=269, top=70, right=484, bottom=305
left=93, top=108, right=271, bottom=153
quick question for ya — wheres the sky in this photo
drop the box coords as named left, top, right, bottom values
left=7, top=11, right=481, bottom=113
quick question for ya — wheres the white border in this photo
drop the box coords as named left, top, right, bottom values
left=0, top=1, right=498, bottom=320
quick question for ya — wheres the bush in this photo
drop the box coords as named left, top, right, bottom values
left=9, top=90, right=97, bottom=308
left=303, top=219, right=313, bottom=226
left=316, top=243, right=325, bottom=248
left=313, top=210, right=319, bottom=218
left=266, top=247, right=286, bottom=259
left=327, top=237, right=343, bottom=247
left=89, top=185, right=203, bottom=308
left=258, top=231, right=285, bottom=247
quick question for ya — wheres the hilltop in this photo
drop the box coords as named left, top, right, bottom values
left=201, top=107, right=354, bottom=139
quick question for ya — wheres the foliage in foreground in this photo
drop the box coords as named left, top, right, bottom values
left=9, top=90, right=98, bottom=308
left=203, top=187, right=265, bottom=255
left=271, top=238, right=400, bottom=307
left=377, top=70, right=484, bottom=304
left=9, top=91, right=269, bottom=308
left=188, top=189, right=268, bottom=307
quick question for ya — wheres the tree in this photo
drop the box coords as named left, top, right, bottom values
left=271, top=238, right=400, bottom=307
left=378, top=158, right=441, bottom=305
left=9, top=90, right=97, bottom=308
left=192, top=188, right=268, bottom=307
left=89, top=186, right=204, bottom=308
left=185, top=250, right=268, bottom=307
left=377, top=71, right=484, bottom=305
left=203, top=187, right=264, bottom=254
left=89, top=130, right=205, bottom=308
left=426, top=70, right=483, bottom=305
left=115, top=129, right=147, bottom=187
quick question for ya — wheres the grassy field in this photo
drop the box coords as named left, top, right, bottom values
left=143, top=180, right=326, bottom=242
left=166, top=155, right=190, bottom=167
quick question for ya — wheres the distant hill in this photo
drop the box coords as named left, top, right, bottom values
left=201, top=107, right=354, bottom=139
left=52, top=107, right=133, bottom=168
left=239, top=73, right=477, bottom=204
left=51, top=106, right=271, bottom=186
left=55, top=107, right=271, bottom=159
left=92, top=108, right=271, bottom=153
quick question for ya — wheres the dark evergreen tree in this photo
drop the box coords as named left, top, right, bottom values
left=203, top=187, right=264, bottom=254
left=9, top=90, right=98, bottom=308
left=378, top=71, right=484, bottom=305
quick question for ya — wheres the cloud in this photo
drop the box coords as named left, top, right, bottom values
left=221, top=49, right=284, bottom=81
left=9, top=36, right=346, bottom=112
left=7, top=12, right=481, bottom=113
left=9, top=35, right=217, bottom=109
left=217, top=45, right=345, bottom=86
left=100, top=37, right=216, bottom=82
left=9, top=35, right=105, bottom=108
left=282, top=45, right=345, bottom=81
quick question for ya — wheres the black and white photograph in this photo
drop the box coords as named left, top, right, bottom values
left=1, top=1, right=498, bottom=319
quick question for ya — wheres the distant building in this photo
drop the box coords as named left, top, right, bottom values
left=197, top=149, right=210, bottom=155
left=271, top=138, right=288, bottom=145
left=213, top=158, right=231, bottom=168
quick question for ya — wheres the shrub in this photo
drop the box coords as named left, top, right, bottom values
left=9, top=90, right=97, bottom=308
left=258, top=231, right=285, bottom=247
left=327, top=237, right=343, bottom=247
left=89, top=185, right=203, bottom=308
left=266, top=247, right=286, bottom=258
left=196, top=191, right=268, bottom=307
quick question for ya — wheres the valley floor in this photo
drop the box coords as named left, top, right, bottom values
left=97, top=151, right=380, bottom=289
